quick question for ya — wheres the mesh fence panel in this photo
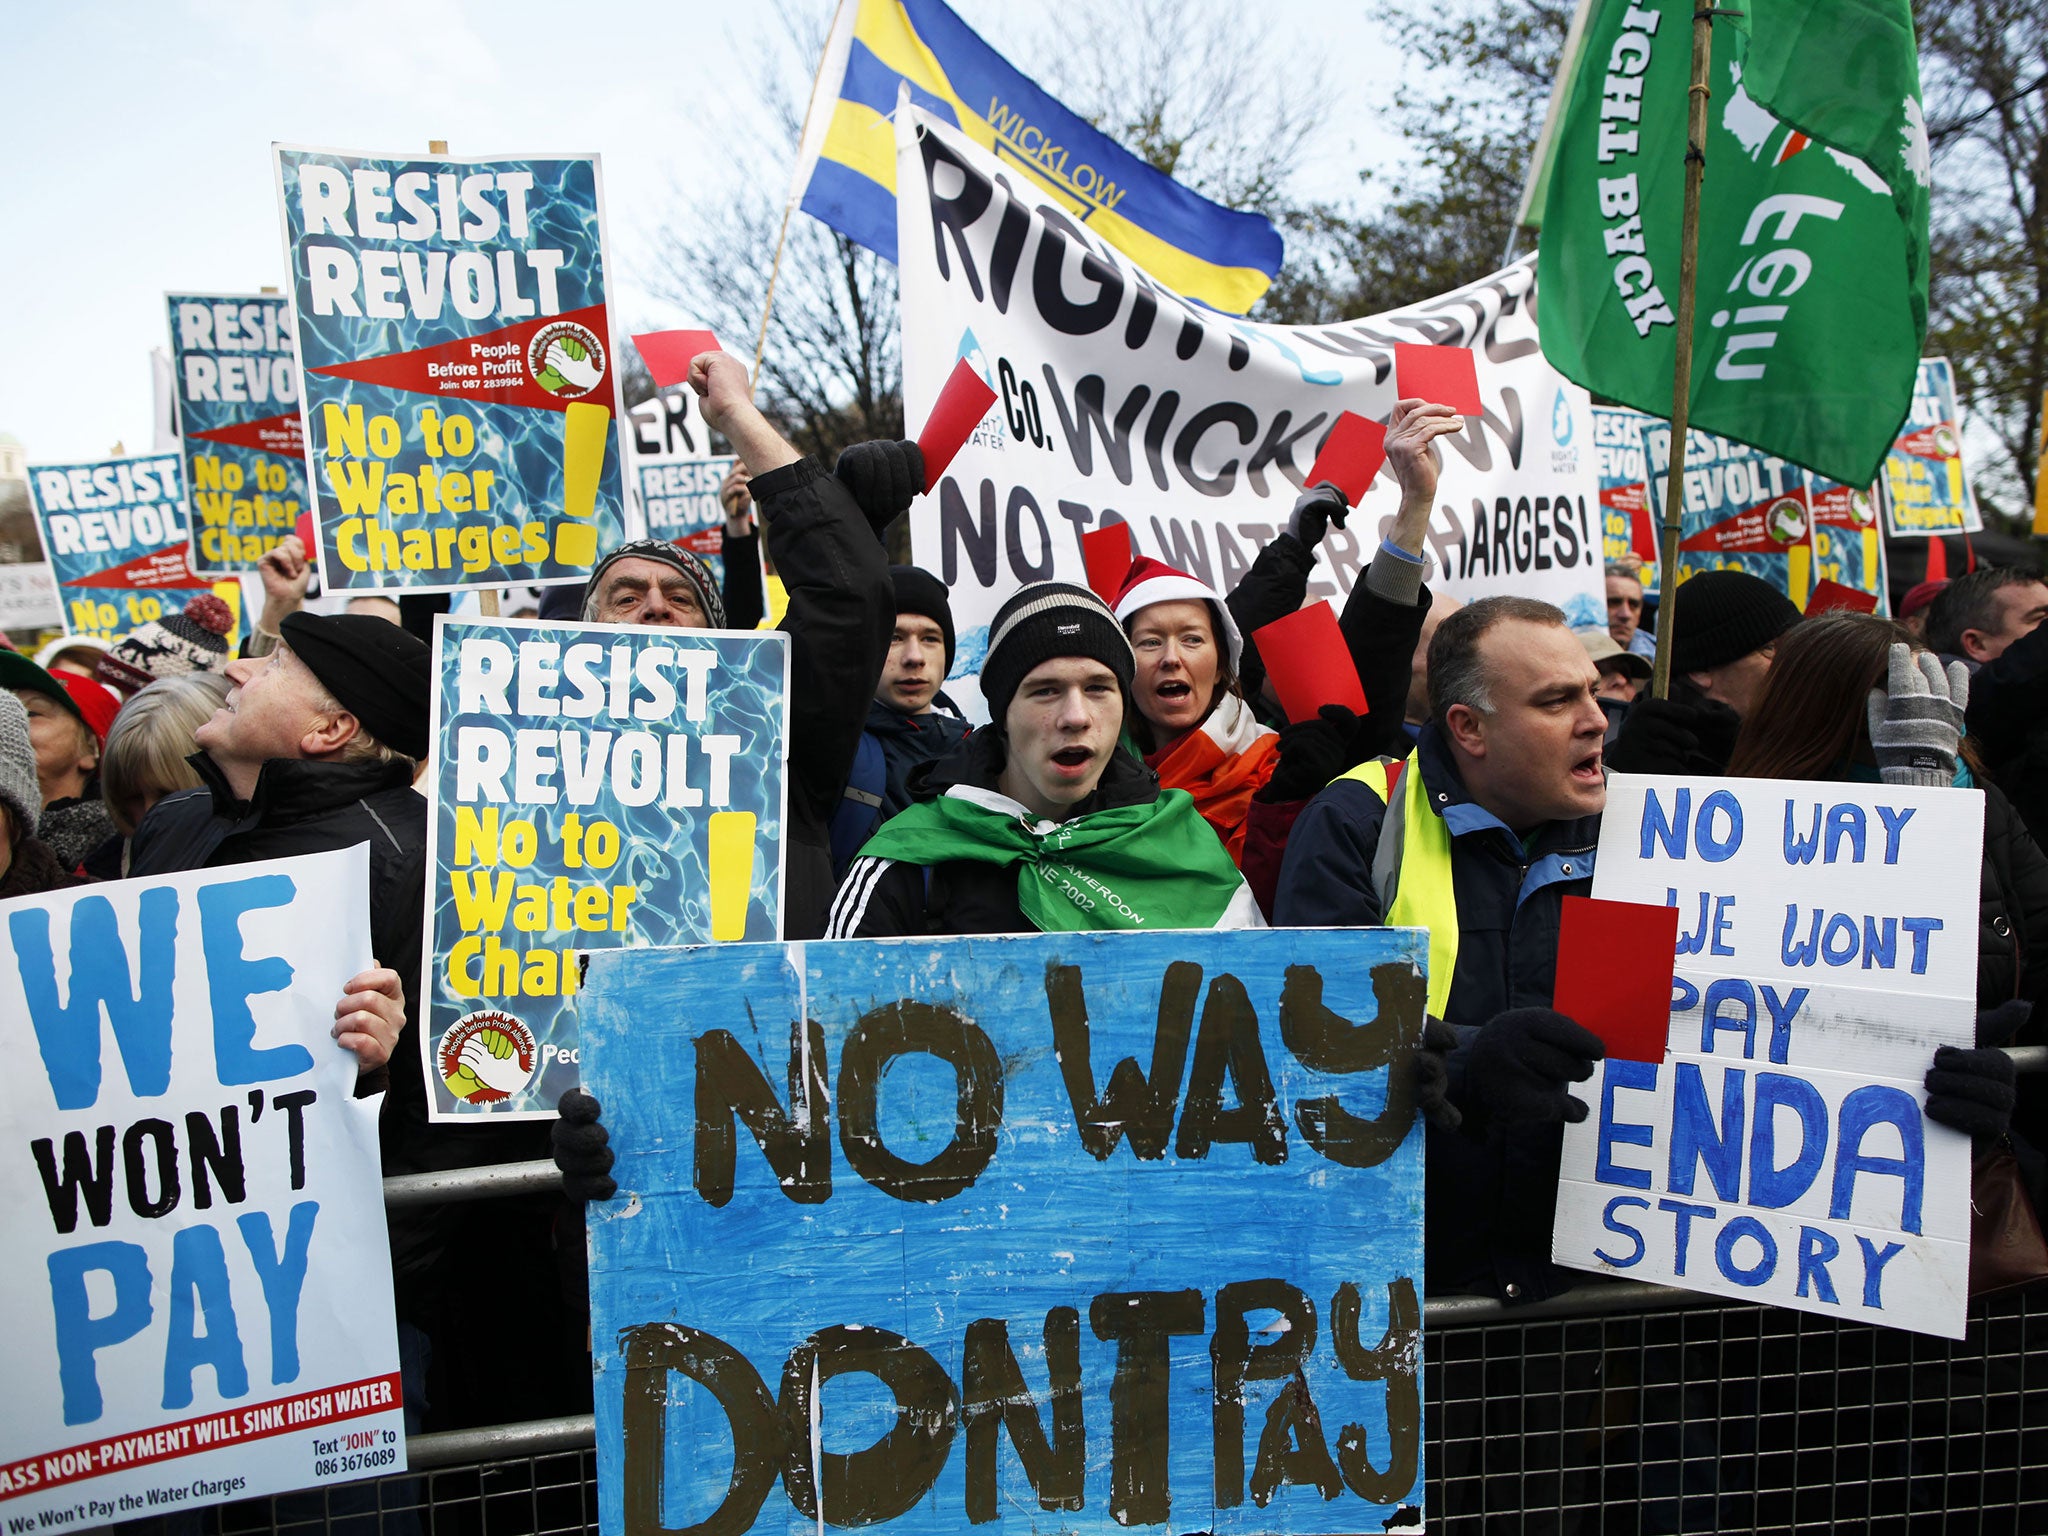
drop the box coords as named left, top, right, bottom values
left=209, top=1288, right=2045, bottom=1535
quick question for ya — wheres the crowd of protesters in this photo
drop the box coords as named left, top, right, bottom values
left=6, top=351, right=2045, bottom=1469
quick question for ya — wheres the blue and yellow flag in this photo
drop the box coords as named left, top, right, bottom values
left=791, top=0, right=1283, bottom=314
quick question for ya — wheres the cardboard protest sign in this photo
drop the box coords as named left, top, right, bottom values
left=0, top=848, right=406, bottom=1519
left=1644, top=423, right=1816, bottom=607
left=896, top=106, right=1603, bottom=718
left=166, top=293, right=308, bottom=574
left=1593, top=405, right=1658, bottom=588
left=582, top=927, right=1431, bottom=1536
left=273, top=146, right=627, bottom=594
left=624, top=386, right=738, bottom=582
left=1554, top=774, right=1983, bottom=1338
left=1807, top=472, right=1889, bottom=613
left=423, top=616, right=788, bottom=1120
left=1884, top=358, right=1982, bottom=538
left=25, top=453, right=243, bottom=641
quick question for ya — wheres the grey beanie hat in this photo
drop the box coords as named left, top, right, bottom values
left=0, top=691, right=43, bottom=836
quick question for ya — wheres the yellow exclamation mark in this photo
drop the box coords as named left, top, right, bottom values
left=708, top=811, right=757, bottom=942
left=1861, top=528, right=1879, bottom=589
left=554, top=400, right=610, bottom=567
left=1788, top=542, right=1812, bottom=609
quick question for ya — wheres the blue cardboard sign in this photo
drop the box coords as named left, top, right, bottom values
left=166, top=292, right=309, bottom=574
left=24, top=452, right=244, bottom=641
left=582, top=928, right=1429, bottom=1536
left=273, top=145, right=627, bottom=593
left=422, top=616, right=788, bottom=1121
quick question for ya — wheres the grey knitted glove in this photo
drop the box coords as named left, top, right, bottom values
left=1285, top=482, right=1349, bottom=549
left=1865, top=643, right=1969, bottom=787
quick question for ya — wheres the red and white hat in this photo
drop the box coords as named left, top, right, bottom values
left=1111, top=556, right=1244, bottom=671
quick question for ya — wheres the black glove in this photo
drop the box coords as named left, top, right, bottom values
left=834, top=440, right=926, bottom=540
left=553, top=1087, right=616, bottom=1203
left=1924, top=1045, right=2016, bottom=1143
left=1415, top=1016, right=1462, bottom=1132
left=1285, top=482, right=1350, bottom=551
left=1459, top=1008, right=1606, bottom=1126
left=1605, top=696, right=1742, bottom=776
left=1977, top=998, right=2033, bottom=1048
left=1257, top=705, right=1372, bottom=804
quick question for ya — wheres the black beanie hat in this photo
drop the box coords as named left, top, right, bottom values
left=281, top=612, right=432, bottom=760
left=1669, top=569, right=1802, bottom=676
left=980, top=581, right=1136, bottom=723
left=890, top=565, right=956, bottom=677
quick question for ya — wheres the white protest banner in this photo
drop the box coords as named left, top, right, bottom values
left=0, top=847, right=406, bottom=1518
left=1553, top=774, right=1982, bottom=1339
left=624, top=386, right=739, bottom=583
left=895, top=106, right=1603, bottom=718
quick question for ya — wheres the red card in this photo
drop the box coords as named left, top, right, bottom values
left=1304, top=412, right=1388, bottom=505
left=1552, top=896, right=1681, bottom=1064
left=293, top=512, right=314, bottom=553
left=632, top=329, right=722, bottom=389
left=1250, top=601, right=1368, bottom=724
left=1081, top=523, right=1133, bottom=603
left=1805, top=578, right=1879, bottom=616
left=1394, top=343, right=1482, bottom=415
left=918, top=358, right=1000, bottom=491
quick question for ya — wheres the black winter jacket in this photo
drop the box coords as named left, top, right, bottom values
left=827, top=731, right=1163, bottom=938
left=1273, top=724, right=1600, bottom=1303
left=744, top=459, right=895, bottom=937
left=1967, top=621, right=2048, bottom=854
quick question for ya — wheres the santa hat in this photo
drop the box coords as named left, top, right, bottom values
left=1111, top=556, right=1244, bottom=671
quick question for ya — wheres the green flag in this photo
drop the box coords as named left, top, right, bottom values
left=1537, top=0, right=1930, bottom=486
left=859, top=786, right=1255, bottom=933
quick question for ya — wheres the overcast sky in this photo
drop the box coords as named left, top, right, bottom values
left=0, top=0, right=1412, bottom=464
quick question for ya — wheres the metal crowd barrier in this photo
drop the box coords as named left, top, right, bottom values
left=223, top=1047, right=2048, bottom=1534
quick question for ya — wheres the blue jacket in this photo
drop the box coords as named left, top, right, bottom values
left=1274, top=723, right=1601, bottom=1302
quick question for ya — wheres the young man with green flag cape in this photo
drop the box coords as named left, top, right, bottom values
left=826, top=581, right=1265, bottom=937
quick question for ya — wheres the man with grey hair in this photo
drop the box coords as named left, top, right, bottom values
left=1606, top=557, right=1656, bottom=657
left=1275, top=594, right=1611, bottom=1304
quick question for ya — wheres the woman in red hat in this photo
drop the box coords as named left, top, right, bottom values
left=1111, top=399, right=1466, bottom=867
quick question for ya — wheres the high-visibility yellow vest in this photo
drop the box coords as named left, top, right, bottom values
left=1338, top=749, right=1458, bottom=1019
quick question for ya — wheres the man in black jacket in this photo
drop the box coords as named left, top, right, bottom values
left=579, top=351, right=892, bottom=938
left=127, top=612, right=470, bottom=1422
left=1275, top=595, right=1612, bottom=1303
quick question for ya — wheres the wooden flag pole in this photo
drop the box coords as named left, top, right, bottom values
left=430, top=137, right=499, bottom=616
left=1650, top=9, right=1733, bottom=700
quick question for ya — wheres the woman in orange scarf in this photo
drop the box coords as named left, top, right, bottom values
left=1112, top=556, right=1281, bottom=862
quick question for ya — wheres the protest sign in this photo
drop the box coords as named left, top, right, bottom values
left=624, top=387, right=737, bottom=582
left=895, top=106, right=1603, bottom=717
left=1593, top=406, right=1658, bottom=587
left=583, top=926, right=1430, bottom=1536
left=25, top=453, right=243, bottom=641
left=1807, top=472, right=1889, bottom=612
left=1884, top=358, right=1982, bottom=538
left=0, top=848, right=406, bottom=1520
left=166, top=293, right=308, bottom=574
left=1644, top=424, right=1815, bottom=606
left=1553, top=774, right=1983, bottom=1339
left=273, top=146, right=627, bottom=594
left=423, top=615, right=788, bottom=1120
left=0, top=563, right=61, bottom=630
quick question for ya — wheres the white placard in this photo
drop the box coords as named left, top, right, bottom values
left=1553, top=773, right=1982, bottom=1339
left=0, top=848, right=407, bottom=1517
